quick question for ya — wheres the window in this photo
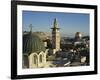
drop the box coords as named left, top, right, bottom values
left=33, top=55, right=37, bottom=64
left=40, top=54, right=42, bottom=63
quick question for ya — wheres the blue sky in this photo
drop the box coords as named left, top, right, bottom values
left=22, top=11, right=89, bottom=37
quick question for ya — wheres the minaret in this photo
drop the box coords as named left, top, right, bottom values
left=29, top=24, right=33, bottom=33
left=51, top=18, right=60, bottom=51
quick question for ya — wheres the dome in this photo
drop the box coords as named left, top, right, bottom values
left=75, top=32, right=82, bottom=38
left=23, top=32, right=45, bottom=54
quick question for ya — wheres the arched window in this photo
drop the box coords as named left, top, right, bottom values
left=33, top=55, right=37, bottom=64
left=40, top=54, right=42, bottom=63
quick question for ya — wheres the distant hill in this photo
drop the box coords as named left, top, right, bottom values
left=33, top=32, right=51, bottom=40
left=23, top=31, right=51, bottom=40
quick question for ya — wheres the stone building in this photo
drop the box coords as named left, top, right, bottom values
left=23, top=25, right=48, bottom=68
